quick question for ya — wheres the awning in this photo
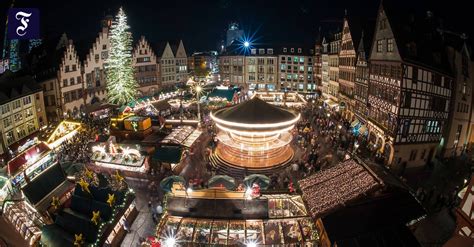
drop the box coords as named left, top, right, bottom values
left=324, top=99, right=338, bottom=108
left=359, top=125, right=368, bottom=135
left=351, top=119, right=360, bottom=128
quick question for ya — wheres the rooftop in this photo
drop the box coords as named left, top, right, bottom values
left=212, top=97, right=298, bottom=126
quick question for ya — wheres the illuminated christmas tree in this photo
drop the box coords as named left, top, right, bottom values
left=106, top=7, right=137, bottom=106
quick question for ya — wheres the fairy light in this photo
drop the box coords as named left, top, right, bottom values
left=210, top=111, right=300, bottom=129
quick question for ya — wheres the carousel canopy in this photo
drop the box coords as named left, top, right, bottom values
left=212, top=97, right=297, bottom=125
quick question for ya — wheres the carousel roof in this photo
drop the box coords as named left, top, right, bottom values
left=212, top=97, right=297, bottom=125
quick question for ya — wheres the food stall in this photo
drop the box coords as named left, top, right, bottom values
left=156, top=188, right=320, bottom=246
left=39, top=120, right=82, bottom=149
left=90, top=142, right=147, bottom=174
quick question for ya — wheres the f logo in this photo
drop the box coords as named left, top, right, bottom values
left=7, top=8, right=40, bottom=40
left=15, top=11, right=32, bottom=36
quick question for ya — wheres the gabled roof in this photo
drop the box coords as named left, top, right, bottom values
left=153, top=41, right=170, bottom=57
left=0, top=70, right=42, bottom=104
left=26, top=34, right=68, bottom=82
left=168, top=39, right=180, bottom=56
left=381, top=0, right=452, bottom=75
left=357, top=21, right=376, bottom=60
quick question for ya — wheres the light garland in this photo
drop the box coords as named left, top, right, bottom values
left=210, top=111, right=301, bottom=129
left=299, top=159, right=380, bottom=218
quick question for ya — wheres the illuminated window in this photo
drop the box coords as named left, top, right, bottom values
left=291, top=48, right=295, bottom=53
left=267, top=48, right=273, bottom=54
left=283, top=48, right=287, bottom=52
left=251, top=49, right=256, bottom=54
left=377, top=40, right=383, bottom=53
left=387, top=39, right=394, bottom=52
left=298, top=48, right=302, bottom=53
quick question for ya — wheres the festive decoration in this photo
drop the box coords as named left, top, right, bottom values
left=113, top=170, right=124, bottom=184
left=288, top=182, right=295, bottom=193
left=74, top=233, right=84, bottom=246
left=251, top=183, right=261, bottom=198
left=105, top=7, right=138, bottom=106
left=51, top=196, right=60, bottom=209
left=91, top=210, right=101, bottom=225
left=78, top=178, right=91, bottom=194
left=107, top=193, right=116, bottom=207
left=299, top=159, right=381, bottom=218
left=85, top=168, right=94, bottom=180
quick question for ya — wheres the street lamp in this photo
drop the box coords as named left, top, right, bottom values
left=195, top=85, right=202, bottom=125
left=244, top=41, right=250, bottom=47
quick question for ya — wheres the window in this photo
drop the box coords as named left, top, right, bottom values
left=65, top=65, right=70, bottom=72
left=409, top=149, right=417, bottom=161
left=380, top=18, right=387, bottom=30
left=267, top=48, right=273, bottom=54
left=101, top=51, right=108, bottom=59
left=3, top=116, right=12, bottom=127
left=283, top=48, right=287, bottom=52
left=14, top=113, right=23, bottom=122
left=72, top=65, right=77, bottom=71
left=5, top=130, right=14, bottom=144
left=387, top=39, right=394, bottom=52
left=13, top=100, right=21, bottom=109
left=69, top=77, right=74, bottom=85
left=95, top=54, right=100, bottom=61
left=424, top=120, right=440, bottom=133
left=298, top=48, right=302, bottom=53
left=377, top=40, right=383, bottom=52
left=293, top=57, right=299, bottom=63
left=290, top=48, right=295, bottom=53
left=102, top=44, right=107, bottom=50
left=64, top=92, right=70, bottom=103
left=402, top=119, right=410, bottom=137
left=23, top=96, right=31, bottom=105
left=251, top=49, right=256, bottom=54
left=299, top=57, right=305, bottom=63
left=1, top=104, right=10, bottom=114
left=25, top=108, right=33, bottom=118
left=299, top=66, right=305, bottom=72
left=258, top=49, right=265, bottom=54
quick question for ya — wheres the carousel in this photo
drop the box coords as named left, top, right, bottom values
left=210, top=97, right=300, bottom=170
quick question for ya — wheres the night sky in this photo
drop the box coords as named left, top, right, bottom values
left=0, top=0, right=472, bottom=54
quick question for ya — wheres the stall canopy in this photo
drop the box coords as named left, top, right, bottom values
left=207, top=88, right=239, bottom=101
left=153, top=146, right=183, bottom=164
left=22, top=162, right=66, bottom=205
left=324, top=99, right=339, bottom=109
left=7, top=142, right=50, bottom=176
left=350, top=119, right=360, bottom=128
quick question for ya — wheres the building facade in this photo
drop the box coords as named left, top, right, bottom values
left=367, top=2, right=452, bottom=168
left=338, top=18, right=358, bottom=121
left=156, top=42, right=176, bottom=88
left=0, top=73, right=47, bottom=155
left=441, top=43, right=474, bottom=157
left=58, top=40, right=84, bottom=118
left=84, top=27, right=110, bottom=105
left=353, top=33, right=370, bottom=128
left=328, top=32, right=342, bottom=102
left=218, top=55, right=245, bottom=85
left=278, top=46, right=316, bottom=93
left=321, top=38, right=331, bottom=99
left=132, top=36, right=160, bottom=97
left=246, top=47, right=278, bottom=91
left=173, top=40, right=188, bottom=83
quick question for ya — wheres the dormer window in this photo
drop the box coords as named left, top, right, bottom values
left=251, top=49, right=256, bottom=54
left=268, top=49, right=273, bottom=54
left=291, top=48, right=295, bottom=53
left=283, top=48, right=287, bottom=52
left=298, top=48, right=302, bottom=53
left=259, top=49, right=265, bottom=54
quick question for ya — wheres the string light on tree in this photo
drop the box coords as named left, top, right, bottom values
left=106, top=7, right=138, bottom=106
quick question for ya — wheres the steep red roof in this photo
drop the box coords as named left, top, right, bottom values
left=7, top=142, right=51, bottom=176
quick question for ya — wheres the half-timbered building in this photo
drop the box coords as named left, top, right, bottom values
left=367, top=1, right=453, bottom=168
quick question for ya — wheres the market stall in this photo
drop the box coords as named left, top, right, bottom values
left=90, top=142, right=147, bottom=173
left=39, top=120, right=82, bottom=149
left=156, top=188, right=320, bottom=246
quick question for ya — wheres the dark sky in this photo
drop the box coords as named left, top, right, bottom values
left=0, top=0, right=472, bottom=54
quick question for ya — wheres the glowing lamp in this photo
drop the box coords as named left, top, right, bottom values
left=243, top=41, right=250, bottom=47
left=165, top=237, right=176, bottom=247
